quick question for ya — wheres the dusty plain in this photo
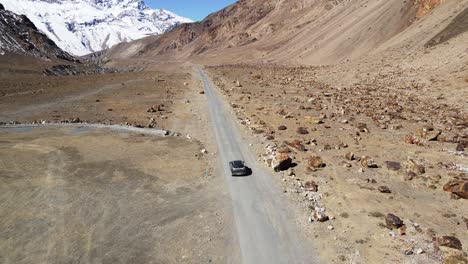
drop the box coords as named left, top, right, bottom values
left=0, top=63, right=238, bottom=264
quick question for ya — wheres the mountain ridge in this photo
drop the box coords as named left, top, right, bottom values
left=101, top=0, right=468, bottom=67
left=0, top=0, right=192, bottom=56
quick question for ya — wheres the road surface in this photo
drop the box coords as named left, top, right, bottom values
left=197, top=66, right=318, bottom=264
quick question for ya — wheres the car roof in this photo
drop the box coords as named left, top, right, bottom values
left=230, top=160, right=245, bottom=167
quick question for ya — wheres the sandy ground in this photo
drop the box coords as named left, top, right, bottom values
left=0, top=126, right=232, bottom=263
left=205, top=64, right=467, bottom=264
left=0, top=64, right=238, bottom=263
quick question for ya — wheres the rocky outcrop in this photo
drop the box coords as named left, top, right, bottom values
left=272, top=153, right=292, bottom=172
left=43, top=64, right=116, bottom=76
left=443, top=178, right=468, bottom=199
left=385, top=213, right=404, bottom=229
left=0, top=8, right=76, bottom=61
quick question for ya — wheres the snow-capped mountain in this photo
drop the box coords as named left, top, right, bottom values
left=0, top=4, right=75, bottom=60
left=0, top=0, right=192, bottom=56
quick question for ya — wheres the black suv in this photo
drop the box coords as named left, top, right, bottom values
left=229, top=160, right=248, bottom=176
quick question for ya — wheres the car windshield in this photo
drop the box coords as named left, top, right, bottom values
left=232, top=160, right=244, bottom=168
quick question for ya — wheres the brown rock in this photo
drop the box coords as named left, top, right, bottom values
left=456, top=141, right=467, bottom=151
left=385, top=161, right=401, bottom=171
left=361, top=156, right=378, bottom=168
left=296, top=127, right=309, bottom=135
left=278, top=125, right=287, bottom=131
left=378, top=186, right=392, bottom=193
left=147, top=104, right=165, bottom=113
left=416, top=127, right=441, bottom=141
left=407, top=159, right=425, bottom=175
left=357, top=123, right=369, bottom=133
left=398, top=225, right=406, bottom=235
left=404, top=134, right=423, bottom=145
left=308, top=156, right=326, bottom=169
left=272, top=153, right=292, bottom=172
left=304, top=116, right=323, bottom=124
left=436, top=236, right=463, bottom=250
left=345, top=152, right=355, bottom=161
left=443, top=179, right=468, bottom=199
left=304, top=181, right=318, bottom=192
left=385, top=213, right=404, bottom=229
left=70, top=118, right=81, bottom=123
left=277, top=145, right=291, bottom=154
left=405, top=171, right=417, bottom=181
left=287, top=140, right=306, bottom=151
left=312, top=209, right=329, bottom=222
left=443, top=255, right=468, bottom=264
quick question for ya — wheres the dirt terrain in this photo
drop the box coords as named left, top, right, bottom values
left=205, top=62, right=467, bottom=263
left=0, top=61, right=242, bottom=263
left=1, top=0, right=467, bottom=262
left=0, top=126, right=232, bottom=263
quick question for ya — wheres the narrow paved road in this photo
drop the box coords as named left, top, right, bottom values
left=197, top=67, right=318, bottom=264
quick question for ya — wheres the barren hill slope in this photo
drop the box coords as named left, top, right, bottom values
left=103, top=0, right=468, bottom=65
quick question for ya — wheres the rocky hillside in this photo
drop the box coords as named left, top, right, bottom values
left=1, top=0, right=192, bottom=56
left=0, top=4, right=75, bottom=61
left=103, top=0, right=468, bottom=65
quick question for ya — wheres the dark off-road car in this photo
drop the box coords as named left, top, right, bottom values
left=229, top=160, right=248, bottom=176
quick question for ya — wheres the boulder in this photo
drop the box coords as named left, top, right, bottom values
left=308, top=156, right=326, bottom=169
left=357, top=123, right=369, bottom=133
left=406, top=159, right=425, bottom=175
left=304, top=116, right=324, bottom=124
left=70, top=118, right=81, bottom=123
left=443, top=255, right=468, bottom=264
left=443, top=179, right=468, bottom=199
left=345, top=152, right=355, bottom=161
left=287, top=140, right=306, bottom=151
left=378, top=186, right=392, bottom=193
left=312, top=207, right=329, bottom=222
left=278, top=125, right=287, bottom=131
left=385, top=161, right=401, bottom=171
left=404, top=134, right=423, bottom=145
left=456, top=141, right=467, bottom=151
left=304, top=181, right=318, bottom=192
left=272, top=153, right=292, bottom=172
left=436, top=236, right=463, bottom=250
left=416, top=127, right=441, bottom=141
left=385, top=213, right=404, bottom=229
left=277, top=145, right=291, bottom=153
left=361, top=156, right=378, bottom=168
left=296, top=127, right=309, bottom=135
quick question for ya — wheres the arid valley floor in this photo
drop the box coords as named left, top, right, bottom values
left=1, top=0, right=467, bottom=263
